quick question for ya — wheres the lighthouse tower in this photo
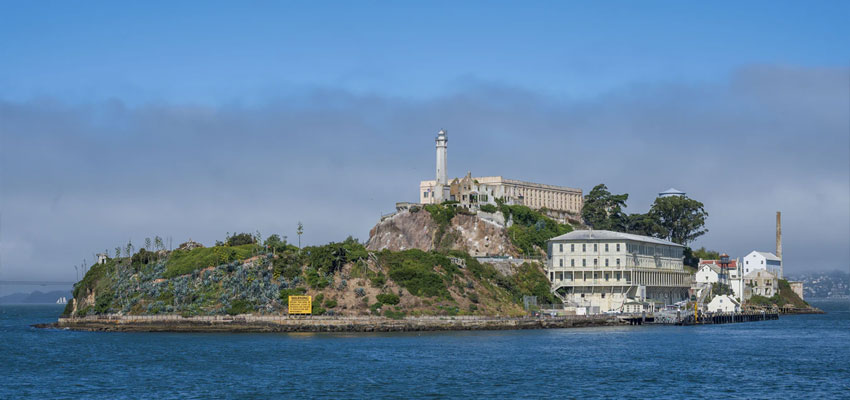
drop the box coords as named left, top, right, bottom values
left=434, top=129, right=448, bottom=201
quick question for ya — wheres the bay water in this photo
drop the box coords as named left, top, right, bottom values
left=1, top=300, right=848, bottom=399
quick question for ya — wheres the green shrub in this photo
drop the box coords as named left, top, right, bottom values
left=479, top=204, right=497, bottom=213
left=500, top=204, right=572, bottom=255
left=226, top=300, right=254, bottom=315
left=305, top=268, right=330, bottom=289
left=279, top=287, right=308, bottom=300
left=164, top=244, right=255, bottom=278
left=376, top=293, right=400, bottom=305
left=94, top=291, right=113, bottom=314
left=369, top=302, right=383, bottom=314
left=324, top=299, right=338, bottom=308
left=370, top=272, right=386, bottom=287
left=227, top=233, right=256, bottom=246
left=424, top=204, right=456, bottom=226
left=387, top=259, right=448, bottom=298
left=384, top=309, right=406, bottom=319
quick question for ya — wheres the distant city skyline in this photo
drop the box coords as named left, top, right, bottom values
left=1, top=1, right=848, bottom=290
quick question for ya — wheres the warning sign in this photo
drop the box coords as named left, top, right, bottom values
left=288, top=295, right=312, bottom=315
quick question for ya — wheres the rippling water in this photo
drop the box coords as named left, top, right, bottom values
left=1, top=300, right=848, bottom=399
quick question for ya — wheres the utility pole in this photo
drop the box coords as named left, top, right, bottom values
left=297, top=222, right=304, bottom=252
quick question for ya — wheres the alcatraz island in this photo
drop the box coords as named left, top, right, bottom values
left=43, top=129, right=819, bottom=333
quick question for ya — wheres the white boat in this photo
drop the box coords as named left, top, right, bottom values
left=56, top=296, right=68, bottom=304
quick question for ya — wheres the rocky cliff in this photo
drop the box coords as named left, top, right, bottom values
left=366, top=207, right=520, bottom=257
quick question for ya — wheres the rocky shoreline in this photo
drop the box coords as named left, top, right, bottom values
left=35, top=314, right=620, bottom=333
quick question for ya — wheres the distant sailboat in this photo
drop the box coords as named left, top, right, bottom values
left=56, top=297, right=67, bottom=304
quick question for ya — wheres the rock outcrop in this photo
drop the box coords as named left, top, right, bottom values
left=366, top=208, right=520, bottom=257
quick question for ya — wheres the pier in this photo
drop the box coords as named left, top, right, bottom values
left=619, top=310, right=779, bottom=326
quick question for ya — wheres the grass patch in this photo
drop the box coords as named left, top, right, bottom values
left=164, top=244, right=256, bottom=278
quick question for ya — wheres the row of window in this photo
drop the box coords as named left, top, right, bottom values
left=558, top=243, right=621, bottom=253
left=558, top=258, right=621, bottom=267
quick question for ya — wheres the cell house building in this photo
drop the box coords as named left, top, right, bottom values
left=546, top=230, right=692, bottom=314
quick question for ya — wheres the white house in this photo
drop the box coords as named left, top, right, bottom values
left=743, top=251, right=782, bottom=275
left=695, top=263, right=720, bottom=284
left=707, top=295, right=741, bottom=313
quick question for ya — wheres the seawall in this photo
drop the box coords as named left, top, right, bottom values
left=42, top=314, right=620, bottom=333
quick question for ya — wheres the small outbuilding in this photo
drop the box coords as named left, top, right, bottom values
left=707, top=295, right=741, bottom=313
left=696, top=263, right=721, bottom=284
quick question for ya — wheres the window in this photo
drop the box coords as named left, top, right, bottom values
left=616, top=243, right=620, bottom=252
left=593, top=258, right=598, bottom=266
left=571, top=244, right=575, bottom=252
left=594, top=243, right=598, bottom=252
left=582, top=244, right=586, bottom=252
left=559, top=244, right=563, bottom=252
left=423, top=191, right=429, bottom=198
left=582, top=259, right=586, bottom=267
left=616, top=258, right=621, bottom=266
left=559, top=259, right=563, bottom=267
left=571, top=259, right=575, bottom=267
left=604, top=273, right=609, bottom=281
left=605, top=259, right=609, bottom=267
left=605, top=243, right=609, bottom=252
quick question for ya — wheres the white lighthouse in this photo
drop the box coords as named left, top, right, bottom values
left=436, top=129, right=448, bottom=185
left=433, top=128, right=449, bottom=202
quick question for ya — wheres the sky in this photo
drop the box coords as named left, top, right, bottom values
left=1, top=1, right=848, bottom=294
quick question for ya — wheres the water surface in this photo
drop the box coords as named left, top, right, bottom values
left=2, top=300, right=848, bottom=399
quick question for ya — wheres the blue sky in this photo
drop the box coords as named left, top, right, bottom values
left=2, top=1, right=847, bottom=103
left=1, top=1, right=848, bottom=291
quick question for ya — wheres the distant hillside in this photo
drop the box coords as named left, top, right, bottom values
left=789, top=271, right=850, bottom=299
left=0, top=290, right=70, bottom=304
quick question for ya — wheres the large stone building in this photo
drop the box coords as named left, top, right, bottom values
left=419, top=129, right=582, bottom=215
left=546, top=230, right=692, bottom=314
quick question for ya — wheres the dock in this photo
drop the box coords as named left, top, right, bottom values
left=619, top=310, right=779, bottom=326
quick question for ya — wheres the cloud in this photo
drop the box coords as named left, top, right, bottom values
left=1, top=65, right=848, bottom=281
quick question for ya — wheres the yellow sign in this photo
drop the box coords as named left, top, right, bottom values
left=288, top=295, right=312, bottom=315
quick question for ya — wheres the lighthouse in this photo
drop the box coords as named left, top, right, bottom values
left=434, top=129, right=448, bottom=201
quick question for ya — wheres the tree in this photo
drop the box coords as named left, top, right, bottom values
left=154, top=236, right=163, bottom=252
left=114, top=247, right=121, bottom=258
left=296, top=222, right=304, bottom=250
left=264, top=234, right=288, bottom=254
left=692, top=247, right=720, bottom=261
left=144, top=237, right=152, bottom=251
left=125, top=241, right=134, bottom=259
left=582, top=184, right=629, bottom=231
left=625, top=213, right=665, bottom=237
left=648, top=195, right=708, bottom=245
left=226, top=233, right=255, bottom=246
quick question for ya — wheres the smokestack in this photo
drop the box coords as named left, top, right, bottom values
left=776, top=211, right=783, bottom=279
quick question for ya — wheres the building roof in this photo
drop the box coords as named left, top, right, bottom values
left=548, top=230, right=684, bottom=247
left=744, top=269, right=777, bottom=279
left=699, top=263, right=721, bottom=274
left=699, top=259, right=738, bottom=269
left=709, top=295, right=740, bottom=306
left=750, top=251, right=782, bottom=262
left=659, top=187, right=686, bottom=196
